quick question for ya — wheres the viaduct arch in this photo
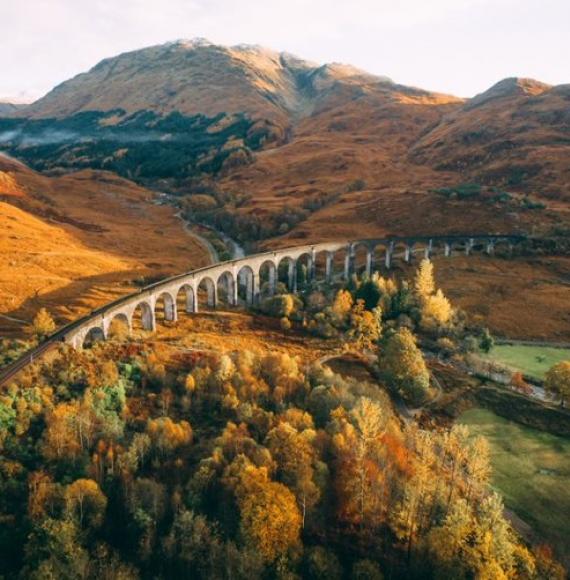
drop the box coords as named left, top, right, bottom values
left=0, top=234, right=523, bottom=383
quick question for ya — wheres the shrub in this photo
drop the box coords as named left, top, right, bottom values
left=346, top=179, right=367, bottom=192
left=280, top=317, right=292, bottom=332
left=261, top=294, right=301, bottom=318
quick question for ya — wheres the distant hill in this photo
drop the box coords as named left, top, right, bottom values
left=0, top=101, right=27, bottom=115
left=410, top=78, right=570, bottom=203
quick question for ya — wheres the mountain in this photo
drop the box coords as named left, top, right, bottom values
left=411, top=78, right=570, bottom=202
left=1, top=41, right=569, bottom=344
left=18, top=39, right=399, bottom=123
left=1, top=40, right=569, bottom=247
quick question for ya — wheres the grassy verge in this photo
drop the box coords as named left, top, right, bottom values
left=482, top=344, right=570, bottom=380
left=459, top=407, right=570, bottom=560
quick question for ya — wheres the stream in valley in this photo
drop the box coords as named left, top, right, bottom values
left=155, top=192, right=246, bottom=262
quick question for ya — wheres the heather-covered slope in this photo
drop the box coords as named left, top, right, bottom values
left=410, top=78, right=570, bottom=202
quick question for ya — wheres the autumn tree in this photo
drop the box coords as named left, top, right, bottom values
left=260, top=352, right=304, bottom=404
left=331, top=289, right=354, bottom=326
left=88, top=359, right=119, bottom=389
left=24, top=518, right=89, bottom=579
left=442, top=424, right=471, bottom=511
left=30, top=308, right=56, bottom=340
left=425, top=498, right=473, bottom=576
left=467, top=493, right=523, bottom=577
left=229, top=461, right=301, bottom=563
left=27, top=471, right=60, bottom=522
left=346, top=301, right=382, bottom=351
left=240, top=479, right=301, bottom=563
left=65, top=478, right=107, bottom=528
left=421, top=290, right=453, bottom=330
left=464, top=435, right=491, bottom=502
left=333, top=398, right=388, bottom=530
left=425, top=490, right=531, bottom=579
left=413, top=259, right=454, bottom=330
left=146, top=417, right=192, bottom=455
left=544, top=360, right=570, bottom=406
left=42, top=401, right=83, bottom=460
left=118, top=432, right=152, bottom=480
left=392, top=427, right=438, bottom=560
left=414, top=259, right=435, bottom=302
left=511, top=372, right=532, bottom=396
left=378, top=328, right=430, bottom=405
left=263, top=294, right=300, bottom=318
left=265, top=422, right=320, bottom=527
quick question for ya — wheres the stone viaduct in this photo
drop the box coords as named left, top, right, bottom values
left=0, top=234, right=523, bottom=384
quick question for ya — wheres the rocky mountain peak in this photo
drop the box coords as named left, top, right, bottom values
left=467, top=77, right=552, bottom=109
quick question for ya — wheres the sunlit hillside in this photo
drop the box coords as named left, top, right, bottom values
left=0, top=155, right=210, bottom=335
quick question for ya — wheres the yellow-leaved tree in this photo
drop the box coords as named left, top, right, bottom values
left=414, top=258, right=435, bottom=302
left=378, top=328, right=430, bottom=405
left=65, top=478, right=108, bottom=528
left=30, top=308, right=56, bottom=340
left=421, top=289, right=453, bottom=329
left=544, top=361, right=570, bottom=407
left=331, top=289, right=354, bottom=326
left=414, top=259, right=453, bottom=330
left=231, top=462, right=301, bottom=563
left=347, top=300, right=382, bottom=351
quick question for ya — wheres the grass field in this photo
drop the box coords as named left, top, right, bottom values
left=459, top=407, right=570, bottom=560
left=482, top=344, right=570, bottom=380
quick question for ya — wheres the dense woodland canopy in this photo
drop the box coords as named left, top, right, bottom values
left=0, top=262, right=565, bottom=579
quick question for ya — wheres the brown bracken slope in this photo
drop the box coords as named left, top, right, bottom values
left=0, top=154, right=210, bottom=336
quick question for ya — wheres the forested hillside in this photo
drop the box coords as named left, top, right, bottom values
left=0, top=261, right=565, bottom=579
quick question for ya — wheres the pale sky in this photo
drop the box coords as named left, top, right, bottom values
left=1, top=0, right=568, bottom=102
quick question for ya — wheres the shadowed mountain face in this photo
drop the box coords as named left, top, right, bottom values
left=0, top=39, right=569, bottom=245
left=0, top=102, right=27, bottom=115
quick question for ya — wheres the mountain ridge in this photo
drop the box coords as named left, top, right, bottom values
left=17, top=39, right=460, bottom=122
